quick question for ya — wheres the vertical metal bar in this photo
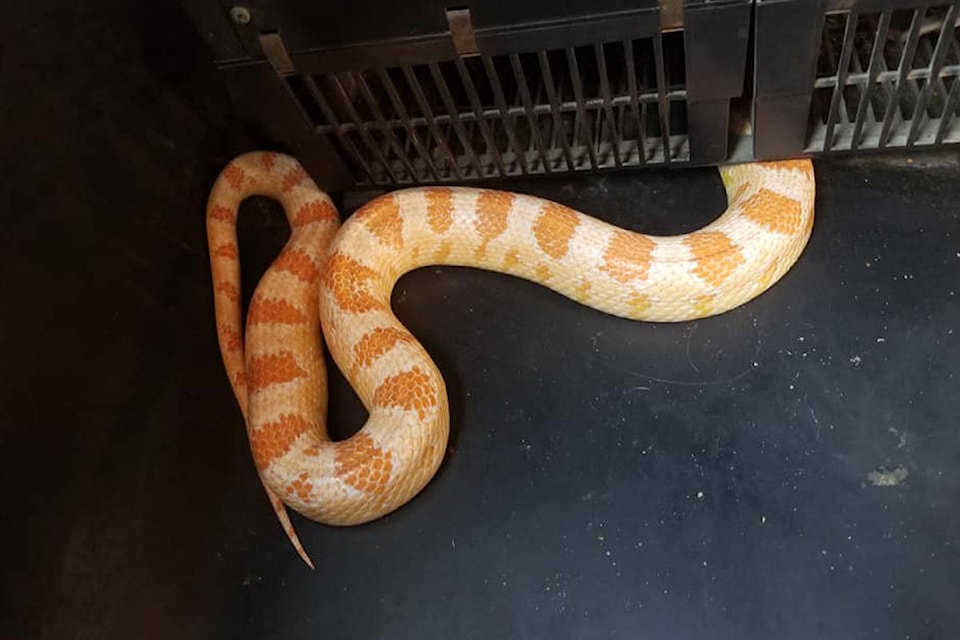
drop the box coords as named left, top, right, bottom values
left=616, top=102, right=628, bottom=162
left=823, top=11, right=859, bottom=152
left=547, top=115, right=558, bottom=149
left=902, top=75, right=925, bottom=139
left=528, top=62, right=551, bottom=163
left=652, top=34, right=672, bottom=164
left=376, top=69, right=441, bottom=182
left=930, top=64, right=955, bottom=130
left=907, top=2, right=960, bottom=146
left=301, top=76, right=378, bottom=184
left=623, top=39, right=648, bottom=165
left=481, top=55, right=530, bottom=175
left=352, top=71, right=420, bottom=183
left=851, top=12, right=892, bottom=150
left=934, top=76, right=960, bottom=143
left=867, top=26, right=894, bottom=126
left=401, top=66, right=464, bottom=180
left=835, top=54, right=854, bottom=130
left=951, top=29, right=960, bottom=68
left=453, top=57, right=509, bottom=177
left=454, top=57, right=508, bottom=177
left=595, top=43, right=623, bottom=168
left=641, top=99, right=650, bottom=155
left=463, top=120, right=479, bottom=168
left=537, top=50, right=576, bottom=171
left=879, top=8, right=925, bottom=147
left=427, top=62, right=486, bottom=178
left=566, top=47, right=599, bottom=169
left=509, top=53, right=552, bottom=174
left=328, top=73, right=399, bottom=184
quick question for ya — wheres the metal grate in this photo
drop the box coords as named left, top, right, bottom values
left=284, top=33, right=688, bottom=186
left=809, top=3, right=960, bottom=152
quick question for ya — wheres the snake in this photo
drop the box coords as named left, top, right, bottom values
left=207, top=151, right=815, bottom=567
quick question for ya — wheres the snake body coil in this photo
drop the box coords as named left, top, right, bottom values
left=207, top=152, right=816, bottom=566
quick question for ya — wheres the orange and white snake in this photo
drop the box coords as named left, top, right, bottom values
left=207, top=151, right=815, bottom=567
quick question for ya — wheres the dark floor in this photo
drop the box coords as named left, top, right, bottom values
left=3, top=2, right=960, bottom=639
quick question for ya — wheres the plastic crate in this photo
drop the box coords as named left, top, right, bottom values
left=753, top=0, right=960, bottom=159
left=185, top=0, right=752, bottom=190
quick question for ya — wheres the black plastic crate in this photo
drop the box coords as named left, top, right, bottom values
left=753, top=0, right=960, bottom=159
left=185, top=0, right=751, bottom=190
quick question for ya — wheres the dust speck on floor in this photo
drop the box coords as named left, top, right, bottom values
left=867, top=466, right=909, bottom=487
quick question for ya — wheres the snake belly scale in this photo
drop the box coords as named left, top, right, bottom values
left=207, top=152, right=815, bottom=567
